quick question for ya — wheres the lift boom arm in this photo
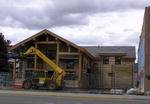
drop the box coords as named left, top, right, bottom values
left=21, top=46, right=66, bottom=87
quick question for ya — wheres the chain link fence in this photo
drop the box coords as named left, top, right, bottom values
left=0, top=72, right=102, bottom=90
left=0, top=71, right=132, bottom=90
left=0, top=72, right=13, bottom=89
left=80, top=73, right=100, bottom=89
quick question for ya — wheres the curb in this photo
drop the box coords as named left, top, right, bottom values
left=0, top=92, right=135, bottom=100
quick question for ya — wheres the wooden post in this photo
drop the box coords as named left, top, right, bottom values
left=46, top=34, right=49, bottom=41
left=56, top=43, right=59, bottom=65
left=132, top=64, right=134, bottom=88
left=112, top=64, right=115, bottom=89
left=100, top=63, right=103, bottom=88
left=78, top=53, right=82, bottom=87
left=68, top=46, right=71, bottom=52
left=34, top=44, right=37, bottom=70
left=13, top=59, right=16, bottom=81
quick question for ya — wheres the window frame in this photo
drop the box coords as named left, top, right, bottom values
left=103, top=56, right=109, bottom=64
left=108, top=72, right=115, bottom=77
left=115, top=56, right=121, bottom=65
left=27, top=59, right=34, bottom=68
left=64, top=71, right=76, bottom=80
left=45, top=49, right=56, bottom=59
left=66, top=59, right=75, bottom=69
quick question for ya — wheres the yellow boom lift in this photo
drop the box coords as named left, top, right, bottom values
left=20, top=46, right=66, bottom=90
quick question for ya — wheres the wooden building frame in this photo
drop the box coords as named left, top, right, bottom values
left=10, top=29, right=135, bottom=89
left=10, top=29, right=93, bottom=88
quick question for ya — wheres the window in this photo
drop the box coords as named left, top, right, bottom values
left=115, top=56, right=121, bottom=64
left=70, top=46, right=78, bottom=52
left=27, top=59, right=34, bottom=68
left=36, top=35, right=46, bottom=41
left=108, top=73, right=115, bottom=77
left=37, top=58, right=43, bottom=69
left=25, top=70, right=33, bottom=79
left=66, top=59, right=75, bottom=69
left=48, top=35, right=56, bottom=41
left=103, top=56, right=109, bottom=64
left=60, top=43, right=68, bottom=52
left=45, top=50, right=56, bottom=59
left=65, top=72, right=76, bottom=80
left=87, top=67, right=91, bottom=73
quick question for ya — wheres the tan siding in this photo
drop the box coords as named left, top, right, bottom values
left=95, top=56, right=134, bottom=89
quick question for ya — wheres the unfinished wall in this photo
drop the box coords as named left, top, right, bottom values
left=11, top=32, right=89, bottom=89
left=95, top=56, right=134, bottom=89
left=80, top=55, right=94, bottom=89
left=113, top=65, right=133, bottom=89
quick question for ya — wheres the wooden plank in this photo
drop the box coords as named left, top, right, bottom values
left=34, top=44, right=37, bottom=70
left=78, top=53, right=82, bottom=81
left=68, top=46, right=71, bottom=52
left=59, top=52, right=79, bottom=55
left=59, top=56, right=78, bottom=59
left=35, top=41, right=60, bottom=44
left=13, top=59, right=16, bottom=81
left=65, top=69, right=77, bottom=71
left=56, top=43, right=59, bottom=65
left=111, top=64, right=114, bottom=88
left=99, top=53, right=125, bottom=56
left=46, top=34, right=49, bottom=41
left=131, top=64, right=134, bottom=88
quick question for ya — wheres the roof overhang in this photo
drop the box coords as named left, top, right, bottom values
left=99, top=53, right=126, bottom=56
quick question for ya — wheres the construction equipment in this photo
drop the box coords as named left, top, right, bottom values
left=20, top=46, right=66, bottom=90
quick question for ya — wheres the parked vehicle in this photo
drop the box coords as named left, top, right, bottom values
left=127, top=88, right=144, bottom=95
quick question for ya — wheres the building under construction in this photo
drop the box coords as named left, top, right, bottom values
left=10, top=29, right=135, bottom=89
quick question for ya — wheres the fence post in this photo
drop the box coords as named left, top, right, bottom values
left=13, top=59, right=16, bottom=81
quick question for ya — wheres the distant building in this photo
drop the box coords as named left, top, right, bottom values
left=138, top=29, right=145, bottom=92
left=138, top=7, right=150, bottom=94
left=10, top=29, right=135, bottom=89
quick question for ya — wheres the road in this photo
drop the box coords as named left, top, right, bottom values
left=0, top=94, right=150, bottom=104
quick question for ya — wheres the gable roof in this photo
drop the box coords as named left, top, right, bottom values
left=10, top=29, right=94, bottom=58
left=81, top=46, right=136, bottom=57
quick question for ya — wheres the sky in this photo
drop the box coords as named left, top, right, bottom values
left=0, top=0, right=150, bottom=48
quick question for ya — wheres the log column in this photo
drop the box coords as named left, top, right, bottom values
left=78, top=52, right=82, bottom=88
left=13, top=59, right=16, bottom=81
left=56, top=43, right=60, bottom=65
left=34, top=44, right=37, bottom=70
